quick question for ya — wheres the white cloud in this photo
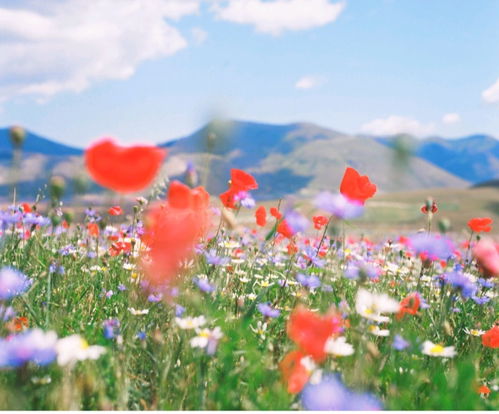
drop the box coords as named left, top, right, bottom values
left=482, top=78, right=499, bottom=103
left=361, top=115, right=435, bottom=137
left=295, top=75, right=324, bottom=90
left=442, top=113, right=460, bottom=124
left=0, top=0, right=200, bottom=102
left=212, top=0, right=345, bottom=36
left=191, top=27, right=208, bottom=45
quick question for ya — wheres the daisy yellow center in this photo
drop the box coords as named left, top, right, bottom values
left=199, top=330, right=210, bottom=338
left=470, top=329, right=480, bottom=336
left=80, top=339, right=89, bottom=349
left=430, top=344, right=444, bottom=354
left=365, top=308, right=374, bottom=315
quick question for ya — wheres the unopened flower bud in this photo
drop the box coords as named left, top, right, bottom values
left=9, top=126, right=26, bottom=148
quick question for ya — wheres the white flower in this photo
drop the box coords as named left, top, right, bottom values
left=190, top=327, right=223, bottom=354
left=250, top=321, right=268, bottom=339
left=324, top=336, right=354, bottom=356
left=175, top=316, right=206, bottom=330
left=421, top=341, right=456, bottom=358
left=355, top=288, right=400, bottom=323
left=246, top=293, right=257, bottom=301
left=464, top=328, right=485, bottom=337
left=368, top=325, right=390, bottom=337
left=56, top=335, right=106, bottom=366
left=128, top=307, right=149, bottom=315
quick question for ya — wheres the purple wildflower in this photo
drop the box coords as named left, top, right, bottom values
left=103, top=319, right=120, bottom=339
left=175, top=304, right=186, bottom=317
left=257, top=303, right=280, bottom=318
left=443, top=271, right=477, bottom=299
left=194, top=277, right=215, bottom=293
left=392, top=335, right=410, bottom=351
left=314, top=192, right=364, bottom=220
left=296, top=273, right=321, bottom=289
left=0, top=329, right=58, bottom=368
left=408, top=233, right=455, bottom=261
left=285, top=210, right=309, bottom=234
left=0, top=267, right=32, bottom=300
left=204, top=249, right=230, bottom=266
left=300, top=373, right=382, bottom=411
left=0, top=305, right=16, bottom=321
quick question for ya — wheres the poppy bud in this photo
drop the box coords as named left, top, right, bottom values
left=438, top=218, right=451, bottom=233
left=9, top=125, right=26, bottom=148
left=73, top=174, right=90, bottom=195
left=50, top=213, right=62, bottom=227
left=49, top=176, right=66, bottom=201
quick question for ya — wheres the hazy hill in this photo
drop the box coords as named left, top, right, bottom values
left=376, top=134, right=499, bottom=183
left=162, top=120, right=469, bottom=199
left=1, top=121, right=497, bottom=201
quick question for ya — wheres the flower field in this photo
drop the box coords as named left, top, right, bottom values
left=0, top=136, right=497, bottom=411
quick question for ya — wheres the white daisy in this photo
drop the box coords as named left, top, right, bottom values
left=355, top=288, right=400, bottom=323
left=421, top=341, right=456, bottom=358
left=324, top=336, right=355, bottom=356
left=56, top=335, right=106, bottom=366
left=175, top=316, right=206, bottom=330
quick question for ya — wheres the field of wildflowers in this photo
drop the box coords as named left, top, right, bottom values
left=0, top=135, right=497, bottom=410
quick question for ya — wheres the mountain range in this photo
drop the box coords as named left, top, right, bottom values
left=0, top=120, right=497, bottom=201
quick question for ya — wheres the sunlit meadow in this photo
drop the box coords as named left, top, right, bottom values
left=0, top=128, right=497, bottom=411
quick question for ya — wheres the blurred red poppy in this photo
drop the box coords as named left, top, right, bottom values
left=312, top=215, right=328, bottom=230
left=287, top=305, right=343, bottom=362
left=473, top=239, right=499, bottom=278
left=468, top=217, right=493, bottom=233
left=87, top=222, right=100, bottom=237
left=255, top=206, right=267, bottom=227
left=108, top=206, right=123, bottom=216
left=482, top=325, right=499, bottom=348
left=141, top=181, right=211, bottom=286
left=85, top=138, right=167, bottom=193
left=339, top=167, right=376, bottom=204
left=277, top=219, right=294, bottom=239
left=21, top=202, right=32, bottom=213
left=270, top=207, right=282, bottom=220
left=396, top=292, right=420, bottom=320
left=279, top=350, right=310, bottom=394
left=110, top=241, right=132, bottom=256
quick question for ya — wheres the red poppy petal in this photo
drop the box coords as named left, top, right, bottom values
left=85, top=138, right=167, bottom=193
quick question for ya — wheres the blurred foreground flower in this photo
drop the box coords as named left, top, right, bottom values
left=0, top=329, right=58, bottom=368
left=300, top=373, right=382, bottom=410
left=468, top=217, right=493, bottom=233
left=141, top=181, right=211, bottom=286
left=422, top=341, right=456, bottom=358
left=0, top=267, right=32, bottom=300
left=314, top=192, right=364, bottom=220
left=473, top=238, right=499, bottom=278
left=339, top=167, right=377, bottom=205
left=85, top=138, right=167, bottom=193
left=355, top=288, right=400, bottom=323
left=56, top=335, right=106, bottom=366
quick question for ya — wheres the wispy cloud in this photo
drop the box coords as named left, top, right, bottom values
left=0, top=0, right=200, bottom=103
left=213, top=0, right=345, bottom=36
left=441, top=113, right=460, bottom=124
left=482, top=78, right=499, bottom=103
left=295, top=75, right=325, bottom=90
left=191, top=27, right=208, bottom=45
left=361, top=115, right=435, bottom=137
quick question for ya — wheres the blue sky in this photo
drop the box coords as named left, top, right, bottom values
left=1, top=0, right=499, bottom=147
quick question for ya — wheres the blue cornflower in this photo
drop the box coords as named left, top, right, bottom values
left=300, top=373, right=382, bottom=411
left=0, top=329, right=58, bottom=368
left=443, top=271, right=477, bottom=299
left=175, top=304, right=186, bottom=317
left=257, top=303, right=280, bottom=318
left=0, top=267, right=32, bottom=300
left=102, top=318, right=120, bottom=339
left=285, top=210, right=309, bottom=234
left=392, top=335, right=410, bottom=351
left=194, top=277, right=215, bottom=293
left=204, top=249, right=230, bottom=266
left=408, top=233, right=455, bottom=261
left=296, top=273, right=321, bottom=290
left=314, top=192, right=364, bottom=220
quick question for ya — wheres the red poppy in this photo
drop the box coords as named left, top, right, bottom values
left=85, top=138, right=167, bottom=193
left=421, top=201, right=438, bottom=214
left=279, top=350, right=310, bottom=394
left=270, top=207, right=282, bottom=220
left=396, top=292, right=420, bottom=320
left=482, top=325, right=499, bottom=348
left=468, top=217, right=493, bottom=233
left=255, top=206, right=267, bottom=227
left=108, top=206, right=123, bottom=216
left=477, top=385, right=491, bottom=395
left=339, top=167, right=376, bottom=204
left=287, top=242, right=298, bottom=255
left=277, top=220, right=294, bottom=239
left=473, top=239, right=499, bottom=278
left=87, top=222, right=100, bottom=237
left=219, top=169, right=258, bottom=209
left=141, top=181, right=211, bottom=286
left=7, top=316, right=29, bottom=332
left=109, top=241, right=132, bottom=256
left=312, top=215, right=328, bottom=230
left=287, top=305, right=343, bottom=362
left=20, top=202, right=32, bottom=213
left=230, top=169, right=258, bottom=192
